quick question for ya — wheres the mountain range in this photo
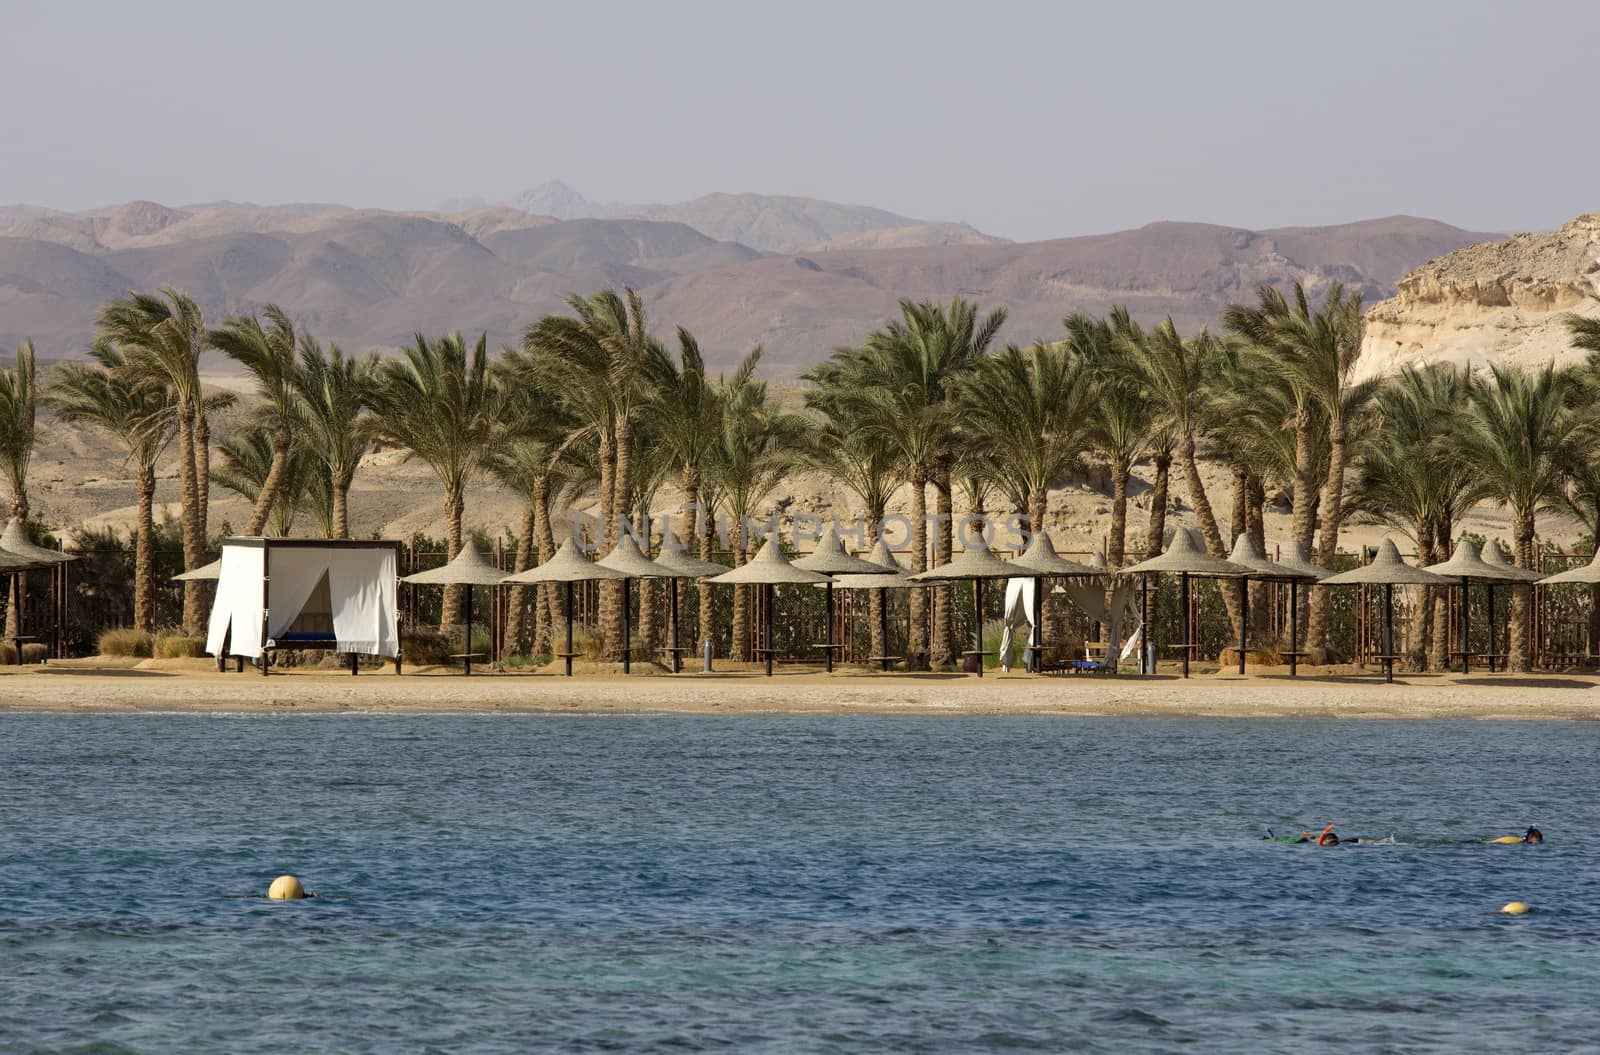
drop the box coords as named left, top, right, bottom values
left=0, top=189, right=1497, bottom=379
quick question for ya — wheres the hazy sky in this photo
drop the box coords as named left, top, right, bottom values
left=5, top=0, right=1596, bottom=241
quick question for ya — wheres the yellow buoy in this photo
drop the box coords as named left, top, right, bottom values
left=268, top=874, right=307, bottom=900
left=1501, top=901, right=1531, bottom=916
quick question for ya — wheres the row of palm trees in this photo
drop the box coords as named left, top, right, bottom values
left=6, top=282, right=1600, bottom=671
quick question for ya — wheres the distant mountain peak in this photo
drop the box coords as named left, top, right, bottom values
left=505, top=180, right=604, bottom=220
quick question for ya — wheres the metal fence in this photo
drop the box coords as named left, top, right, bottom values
left=30, top=542, right=1600, bottom=670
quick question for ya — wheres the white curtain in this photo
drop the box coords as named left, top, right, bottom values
left=327, top=547, right=398, bottom=657
left=264, top=548, right=333, bottom=643
left=205, top=543, right=398, bottom=659
left=205, top=544, right=265, bottom=658
left=998, top=578, right=1036, bottom=672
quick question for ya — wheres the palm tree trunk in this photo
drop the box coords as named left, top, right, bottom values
left=332, top=470, right=353, bottom=540
left=440, top=483, right=464, bottom=630
left=134, top=465, right=156, bottom=634
left=176, top=397, right=203, bottom=635
left=194, top=407, right=211, bottom=544
left=1179, top=434, right=1241, bottom=632
left=637, top=510, right=658, bottom=661
left=731, top=519, right=749, bottom=662
left=1308, top=422, right=1350, bottom=657
left=933, top=469, right=954, bottom=667
left=1144, top=454, right=1171, bottom=558
left=1510, top=510, right=1535, bottom=672
left=243, top=423, right=291, bottom=537
left=504, top=503, right=536, bottom=655
left=1109, top=455, right=1130, bottom=567
left=1290, top=409, right=1316, bottom=552
left=1428, top=519, right=1450, bottom=671
left=867, top=515, right=884, bottom=661
left=681, top=465, right=701, bottom=644
left=1407, top=520, right=1435, bottom=671
left=908, top=468, right=929, bottom=669
left=1247, top=476, right=1268, bottom=639
left=597, top=431, right=620, bottom=661
left=535, top=477, right=558, bottom=656
left=698, top=500, right=716, bottom=658
left=1229, top=465, right=1247, bottom=548
left=4, top=490, right=25, bottom=640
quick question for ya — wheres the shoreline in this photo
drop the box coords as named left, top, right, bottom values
left=2, top=662, right=1598, bottom=719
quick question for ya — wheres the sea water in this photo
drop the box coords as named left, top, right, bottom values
left=1, top=713, right=1597, bottom=1053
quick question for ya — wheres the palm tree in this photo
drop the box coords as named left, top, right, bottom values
left=961, top=342, right=1096, bottom=532
left=807, top=297, right=1004, bottom=666
left=209, top=305, right=300, bottom=537
left=94, top=288, right=210, bottom=633
left=47, top=346, right=180, bottom=632
left=292, top=339, right=377, bottom=539
left=371, top=332, right=502, bottom=629
left=707, top=376, right=805, bottom=661
left=1454, top=363, right=1576, bottom=671
left=0, top=341, right=36, bottom=528
left=643, top=329, right=761, bottom=647
left=1348, top=365, right=1478, bottom=669
left=1067, top=309, right=1149, bottom=566
left=214, top=425, right=322, bottom=537
left=523, top=288, right=656, bottom=659
left=1141, top=426, right=1176, bottom=560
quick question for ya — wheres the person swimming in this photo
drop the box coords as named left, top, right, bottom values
left=1261, top=824, right=1393, bottom=845
left=1484, top=825, right=1542, bottom=845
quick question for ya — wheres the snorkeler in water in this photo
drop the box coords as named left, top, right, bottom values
left=1483, top=825, right=1542, bottom=845
left=1261, top=824, right=1394, bottom=846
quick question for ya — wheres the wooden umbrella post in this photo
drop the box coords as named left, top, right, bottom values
left=1289, top=580, right=1299, bottom=678
left=973, top=577, right=983, bottom=678
left=565, top=580, right=575, bottom=677
left=1181, top=571, right=1190, bottom=679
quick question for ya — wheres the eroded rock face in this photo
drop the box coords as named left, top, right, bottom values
left=1356, top=215, right=1600, bottom=382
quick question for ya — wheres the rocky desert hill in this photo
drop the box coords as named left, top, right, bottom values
left=1, top=195, right=1493, bottom=379
left=1356, top=214, right=1600, bottom=381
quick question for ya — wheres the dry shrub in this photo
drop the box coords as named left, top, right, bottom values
left=0, top=642, right=50, bottom=664
left=99, top=628, right=153, bottom=658
left=152, top=631, right=207, bottom=659
left=401, top=626, right=451, bottom=667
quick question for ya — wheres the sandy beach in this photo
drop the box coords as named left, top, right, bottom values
left=2, top=660, right=1597, bottom=719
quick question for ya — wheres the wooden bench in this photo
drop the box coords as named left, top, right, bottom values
left=658, top=645, right=693, bottom=673
left=866, top=655, right=902, bottom=672
left=448, top=651, right=487, bottom=675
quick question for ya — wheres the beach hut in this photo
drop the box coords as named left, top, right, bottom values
left=597, top=534, right=669, bottom=675
left=0, top=546, right=48, bottom=664
left=1480, top=541, right=1543, bottom=672
left=793, top=527, right=894, bottom=672
left=1321, top=539, right=1450, bottom=683
left=1272, top=541, right=1330, bottom=677
left=1005, top=531, right=1103, bottom=673
left=707, top=541, right=829, bottom=677
left=817, top=539, right=914, bottom=671
left=1223, top=535, right=1317, bottom=676
left=501, top=538, right=627, bottom=677
left=205, top=538, right=403, bottom=676
left=908, top=538, right=1028, bottom=677
left=653, top=530, right=729, bottom=673
left=1121, top=528, right=1250, bottom=678
left=1422, top=539, right=1528, bottom=674
left=399, top=539, right=507, bottom=674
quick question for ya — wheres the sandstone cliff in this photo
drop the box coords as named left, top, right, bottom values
left=1356, top=214, right=1600, bottom=381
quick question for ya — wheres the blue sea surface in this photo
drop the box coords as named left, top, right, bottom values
left=1, top=713, right=1596, bottom=1053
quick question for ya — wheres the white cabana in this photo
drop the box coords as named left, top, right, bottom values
left=205, top=538, right=402, bottom=675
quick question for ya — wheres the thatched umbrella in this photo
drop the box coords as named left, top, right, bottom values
left=653, top=530, right=729, bottom=673
left=908, top=539, right=1028, bottom=677
left=1122, top=528, right=1250, bottom=678
left=1321, top=539, right=1450, bottom=683
left=172, top=559, right=222, bottom=582
left=400, top=539, right=507, bottom=674
left=502, top=538, right=628, bottom=676
left=818, top=540, right=913, bottom=672
left=794, top=528, right=894, bottom=673
left=596, top=534, right=669, bottom=675
left=1536, top=549, right=1600, bottom=665
left=1223, top=535, right=1317, bottom=676
left=1006, top=531, right=1104, bottom=673
left=1481, top=540, right=1543, bottom=672
left=0, top=519, right=71, bottom=664
left=1422, top=539, right=1528, bottom=674
left=1272, top=541, right=1330, bottom=677
left=708, top=541, right=830, bottom=676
